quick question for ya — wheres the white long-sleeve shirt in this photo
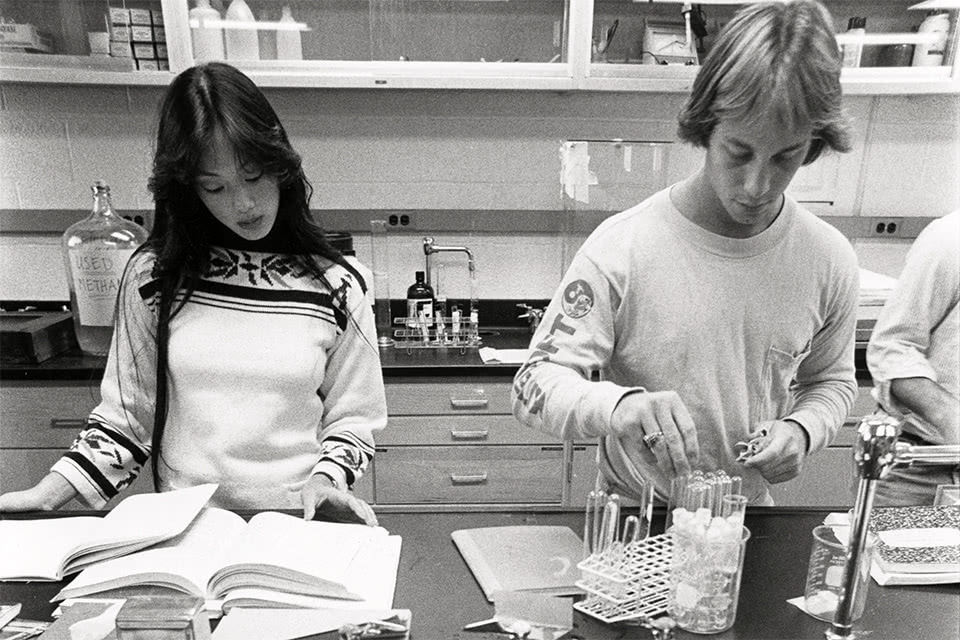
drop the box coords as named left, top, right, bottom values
left=867, top=210, right=960, bottom=445
left=53, top=246, right=387, bottom=509
left=512, top=187, right=859, bottom=504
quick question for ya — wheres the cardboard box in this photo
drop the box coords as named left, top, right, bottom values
left=110, top=24, right=130, bottom=42
left=153, top=25, right=165, bottom=42
left=0, top=311, right=77, bottom=364
left=136, top=59, right=159, bottom=71
left=129, top=8, right=152, bottom=26
left=157, top=58, right=169, bottom=71
left=132, top=42, right=156, bottom=59
left=130, top=25, right=153, bottom=43
left=110, top=40, right=132, bottom=57
left=108, top=7, right=130, bottom=25
left=0, top=23, right=54, bottom=53
left=151, top=10, right=163, bottom=26
left=154, top=43, right=167, bottom=58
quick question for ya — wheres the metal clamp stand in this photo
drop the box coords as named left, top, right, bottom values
left=828, top=414, right=960, bottom=639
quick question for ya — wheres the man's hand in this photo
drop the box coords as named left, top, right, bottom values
left=742, top=420, right=809, bottom=484
left=301, top=474, right=378, bottom=526
left=0, top=472, right=77, bottom=512
left=612, top=390, right=699, bottom=477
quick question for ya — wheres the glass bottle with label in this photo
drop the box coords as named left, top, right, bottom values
left=405, top=271, right=434, bottom=330
left=62, top=181, right=148, bottom=356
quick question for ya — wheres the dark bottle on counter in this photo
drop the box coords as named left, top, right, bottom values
left=62, top=181, right=148, bottom=356
left=406, top=271, right=434, bottom=329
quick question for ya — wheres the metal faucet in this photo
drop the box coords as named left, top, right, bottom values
left=422, top=237, right=476, bottom=291
left=827, top=414, right=960, bottom=639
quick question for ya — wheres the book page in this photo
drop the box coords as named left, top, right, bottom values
left=209, top=512, right=386, bottom=597
left=54, top=508, right=246, bottom=601
left=0, top=517, right=102, bottom=580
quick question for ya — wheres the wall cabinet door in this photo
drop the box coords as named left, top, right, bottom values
left=1, top=0, right=955, bottom=93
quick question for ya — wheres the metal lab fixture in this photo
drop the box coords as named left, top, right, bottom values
left=828, top=414, right=960, bottom=640
left=421, top=236, right=475, bottom=291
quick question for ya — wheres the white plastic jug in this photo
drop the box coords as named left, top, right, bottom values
left=190, top=0, right=224, bottom=62
left=225, top=0, right=260, bottom=61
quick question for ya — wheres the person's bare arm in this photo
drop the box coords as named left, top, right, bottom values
left=0, top=472, right=78, bottom=512
left=890, top=377, right=960, bottom=443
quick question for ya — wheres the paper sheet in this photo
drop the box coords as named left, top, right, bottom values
left=479, top=347, right=531, bottom=365
left=211, top=608, right=410, bottom=640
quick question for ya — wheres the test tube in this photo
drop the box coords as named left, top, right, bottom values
left=584, top=490, right=599, bottom=558
left=722, top=494, right=748, bottom=530
left=636, top=479, right=654, bottom=541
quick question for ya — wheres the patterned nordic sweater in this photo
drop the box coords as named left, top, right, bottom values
left=52, top=246, right=387, bottom=509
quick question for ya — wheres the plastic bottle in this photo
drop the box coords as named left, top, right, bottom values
left=841, top=17, right=866, bottom=68
left=62, top=181, right=148, bottom=356
left=406, top=271, right=434, bottom=329
left=276, top=6, right=303, bottom=61
left=189, top=0, right=224, bottom=63
left=224, top=0, right=260, bottom=61
left=912, top=11, right=950, bottom=67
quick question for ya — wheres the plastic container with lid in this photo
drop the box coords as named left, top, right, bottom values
left=912, top=11, right=950, bottom=67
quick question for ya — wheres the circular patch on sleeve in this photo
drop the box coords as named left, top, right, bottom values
left=561, top=279, right=595, bottom=319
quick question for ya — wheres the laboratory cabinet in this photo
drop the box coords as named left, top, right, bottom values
left=0, top=0, right=956, bottom=93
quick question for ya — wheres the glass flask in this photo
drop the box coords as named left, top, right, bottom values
left=62, top=181, right=148, bottom=356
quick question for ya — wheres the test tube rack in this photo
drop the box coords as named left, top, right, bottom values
left=574, top=532, right=673, bottom=624
left=391, top=316, right=481, bottom=351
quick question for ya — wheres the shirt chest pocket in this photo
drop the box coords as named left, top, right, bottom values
left=753, top=345, right=810, bottom=422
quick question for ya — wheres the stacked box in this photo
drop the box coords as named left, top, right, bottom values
left=107, top=5, right=168, bottom=70
left=108, top=7, right=131, bottom=59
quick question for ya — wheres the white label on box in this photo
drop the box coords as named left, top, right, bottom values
left=109, top=7, right=130, bottom=25
left=129, top=9, right=152, bottom=25
left=133, top=43, right=155, bottom=58
left=130, top=25, right=153, bottom=42
left=69, top=247, right=136, bottom=327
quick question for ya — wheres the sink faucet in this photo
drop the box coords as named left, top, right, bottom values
left=422, top=237, right=476, bottom=291
left=828, top=414, right=960, bottom=639
left=516, top=303, right=545, bottom=332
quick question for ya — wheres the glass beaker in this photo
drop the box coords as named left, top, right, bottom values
left=369, top=220, right=394, bottom=347
left=804, top=525, right=876, bottom=623
left=669, top=525, right=751, bottom=634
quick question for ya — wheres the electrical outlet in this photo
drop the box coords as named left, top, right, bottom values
left=869, top=217, right=905, bottom=237
left=386, top=212, right=414, bottom=228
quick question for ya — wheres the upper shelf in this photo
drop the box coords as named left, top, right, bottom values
left=0, top=0, right=957, bottom=93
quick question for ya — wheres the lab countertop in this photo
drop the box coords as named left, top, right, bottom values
left=1, top=508, right=956, bottom=639
left=0, top=327, right=873, bottom=382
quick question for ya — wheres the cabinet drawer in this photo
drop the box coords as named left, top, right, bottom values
left=0, top=449, right=152, bottom=510
left=385, top=381, right=513, bottom=415
left=374, top=446, right=563, bottom=504
left=0, top=382, right=100, bottom=448
left=378, top=415, right=560, bottom=446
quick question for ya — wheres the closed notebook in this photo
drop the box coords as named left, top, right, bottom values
left=451, top=525, right=583, bottom=602
left=868, top=505, right=960, bottom=578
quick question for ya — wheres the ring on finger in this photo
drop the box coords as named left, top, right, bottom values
left=642, top=431, right=664, bottom=449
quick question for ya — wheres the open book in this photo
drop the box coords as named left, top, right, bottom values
left=54, top=508, right=402, bottom=610
left=452, top=525, right=584, bottom=602
left=869, top=505, right=960, bottom=581
left=0, top=484, right=216, bottom=581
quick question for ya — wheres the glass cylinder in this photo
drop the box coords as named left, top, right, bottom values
left=721, top=494, right=748, bottom=531
left=369, top=220, right=394, bottom=347
left=669, top=525, right=751, bottom=634
left=62, top=181, right=148, bottom=356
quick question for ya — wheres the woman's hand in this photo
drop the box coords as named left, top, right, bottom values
left=0, top=472, right=77, bottom=512
left=300, top=473, right=378, bottom=526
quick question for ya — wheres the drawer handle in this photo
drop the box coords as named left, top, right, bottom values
left=450, top=472, right=488, bottom=485
left=450, top=428, right=489, bottom=441
left=51, top=419, right=86, bottom=430
left=450, top=397, right=489, bottom=409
